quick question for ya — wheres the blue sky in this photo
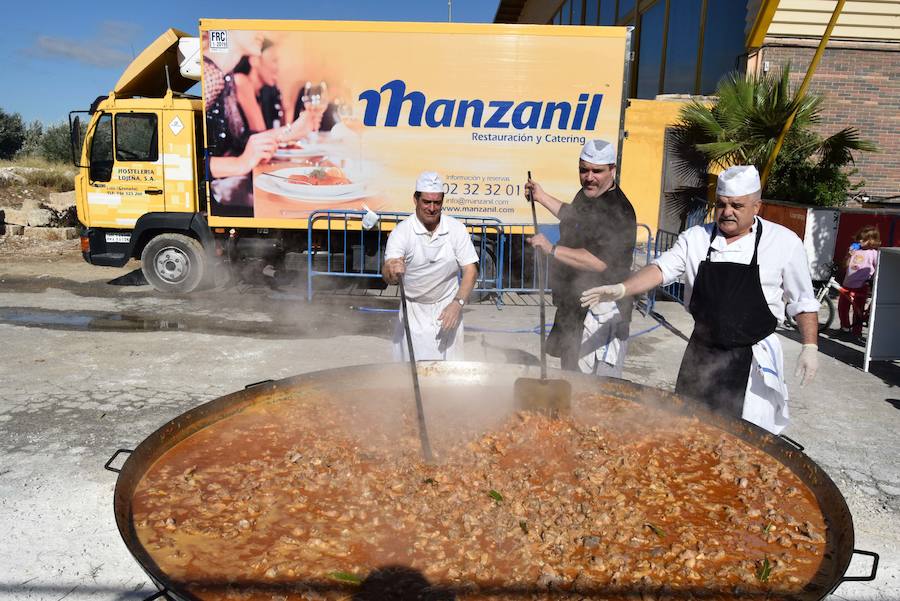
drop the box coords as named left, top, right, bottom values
left=1, top=1, right=498, bottom=125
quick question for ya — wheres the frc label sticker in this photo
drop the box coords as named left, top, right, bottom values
left=209, top=30, right=228, bottom=53
left=169, top=116, right=184, bottom=136
left=105, top=233, right=131, bottom=244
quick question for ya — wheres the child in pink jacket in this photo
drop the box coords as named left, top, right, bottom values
left=839, top=225, right=881, bottom=336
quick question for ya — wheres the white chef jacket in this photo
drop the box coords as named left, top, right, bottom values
left=385, top=214, right=479, bottom=360
left=652, top=218, right=819, bottom=434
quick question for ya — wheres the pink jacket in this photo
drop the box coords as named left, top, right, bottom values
left=843, top=248, right=879, bottom=289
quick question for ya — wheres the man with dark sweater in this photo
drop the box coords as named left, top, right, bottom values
left=525, top=139, right=637, bottom=373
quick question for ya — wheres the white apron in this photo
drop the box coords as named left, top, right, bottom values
left=392, top=296, right=464, bottom=361
left=743, top=333, right=790, bottom=434
left=386, top=214, right=476, bottom=362
left=578, top=301, right=628, bottom=377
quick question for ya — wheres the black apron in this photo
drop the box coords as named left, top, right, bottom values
left=675, top=221, right=777, bottom=416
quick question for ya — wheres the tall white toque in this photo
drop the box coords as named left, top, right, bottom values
left=415, top=171, right=444, bottom=193
left=579, top=139, right=616, bottom=165
left=717, top=165, right=762, bottom=196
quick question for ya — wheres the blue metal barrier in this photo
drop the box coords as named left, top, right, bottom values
left=633, top=223, right=654, bottom=315
left=685, top=203, right=711, bottom=229
left=650, top=228, right=686, bottom=305
left=635, top=223, right=653, bottom=269
left=498, top=222, right=655, bottom=297
left=306, top=210, right=504, bottom=302
left=304, top=210, right=658, bottom=308
left=646, top=206, right=713, bottom=309
left=498, top=225, right=548, bottom=294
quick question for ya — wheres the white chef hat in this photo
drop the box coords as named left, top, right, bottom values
left=579, top=139, right=616, bottom=165
left=415, top=171, right=444, bottom=193
left=717, top=165, right=761, bottom=196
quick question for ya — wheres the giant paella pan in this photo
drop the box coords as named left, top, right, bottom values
left=105, top=362, right=878, bottom=600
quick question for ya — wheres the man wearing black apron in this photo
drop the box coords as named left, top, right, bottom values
left=674, top=222, right=776, bottom=414
left=578, top=166, right=820, bottom=433
left=524, top=139, right=637, bottom=374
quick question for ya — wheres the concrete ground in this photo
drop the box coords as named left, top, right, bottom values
left=0, top=250, right=897, bottom=600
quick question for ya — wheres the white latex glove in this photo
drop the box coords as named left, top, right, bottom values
left=794, top=344, right=818, bottom=386
left=580, top=283, right=626, bottom=308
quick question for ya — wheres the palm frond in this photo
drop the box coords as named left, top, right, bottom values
left=817, top=128, right=879, bottom=166
left=695, top=140, right=746, bottom=166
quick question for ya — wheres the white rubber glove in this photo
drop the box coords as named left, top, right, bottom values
left=794, top=344, right=818, bottom=386
left=580, top=283, right=626, bottom=308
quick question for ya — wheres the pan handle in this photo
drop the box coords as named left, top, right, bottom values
left=142, top=588, right=168, bottom=600
left=245, top=379, right=274, bottom=389
left=778, top=434, right=805, bottom=452
left=104, top=448, right=133, bottom=473
left=840, top=549, right=879, bottom=582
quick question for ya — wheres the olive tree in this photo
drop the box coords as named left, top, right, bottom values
left=39, top=122, right=75, bottom=163
left=0, top=108, right=26, bottom=160
left=17, top=120, right=44, bottom=157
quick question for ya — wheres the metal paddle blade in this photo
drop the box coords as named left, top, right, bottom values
left=513, top=376, right=572, bottom=417
left=516, top=168, right=572, bottom=418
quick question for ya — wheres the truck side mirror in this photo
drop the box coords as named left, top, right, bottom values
left=70, top=116, right=81, bottom=166
left=68, top=112, right=90, bottom=168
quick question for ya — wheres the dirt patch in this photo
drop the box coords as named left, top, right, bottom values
left=0, top=234, right=80, bottom=259
left=0, top=185, right=51, bottom=210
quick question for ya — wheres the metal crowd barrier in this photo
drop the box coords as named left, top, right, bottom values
left=498, top=222, right=655, bottom=296
left=305, top=210, right=503, bottom=302
left=497, top=225, right=549, bottom=294
left=650, top=228, right=686, bottom=306
left=634, top=223, right=654, bottom=270
left=633, top=223, right=655, bottom=315
left=304, top=210, right=660, bottom=309
left=685, top=203, right=712, bottom=229
left=645, top=206, right=713, bottom=310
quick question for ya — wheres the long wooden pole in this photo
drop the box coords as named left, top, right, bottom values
left=528, top=171, right=548, bottom=381
left=760, top=0, right=847, bottom=188
left=399, top=278, right=434, bottom=463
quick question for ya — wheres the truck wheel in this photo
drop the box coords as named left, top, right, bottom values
left=140, top=233, right=206, bottom=294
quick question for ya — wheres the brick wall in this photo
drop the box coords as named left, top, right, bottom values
left=760, top=42, right=900, bottom=201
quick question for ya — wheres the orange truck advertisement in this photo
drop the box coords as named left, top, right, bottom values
left=200, top=20, right=630, bottom=227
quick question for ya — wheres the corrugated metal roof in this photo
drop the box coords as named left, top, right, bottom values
left=769, top=0, right=900, bottom=42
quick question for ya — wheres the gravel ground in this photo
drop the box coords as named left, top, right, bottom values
left=0, top=246, right=896, bottom=600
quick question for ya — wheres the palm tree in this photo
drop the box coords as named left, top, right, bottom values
left=669, top=66, right=875, bottom=207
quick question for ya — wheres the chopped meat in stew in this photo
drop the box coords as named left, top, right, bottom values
left=132, top=387, right=827, bottom=600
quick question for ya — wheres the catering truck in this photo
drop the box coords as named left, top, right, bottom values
left=70, top=20, right=632, bottom=293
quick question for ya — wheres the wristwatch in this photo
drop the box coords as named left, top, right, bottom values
left=454, top=297, right=465, bottom=307
left=550, top=244, right=557, bottom=257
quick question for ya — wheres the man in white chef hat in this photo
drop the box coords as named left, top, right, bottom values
left=525, top=139, right=637, bottom=375
left=580, top=165, right=820, bottom=434
left=382, top=171, right=479, bottom=360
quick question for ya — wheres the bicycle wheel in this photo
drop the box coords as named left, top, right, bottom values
left=818, top=294, right=835, bottom=330
left=784, top=309, right=797, bottom=329
left=785, top=285, right=834, bottom=331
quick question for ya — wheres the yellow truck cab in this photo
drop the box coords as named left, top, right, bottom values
left=73, top=29, right=212, bottom=293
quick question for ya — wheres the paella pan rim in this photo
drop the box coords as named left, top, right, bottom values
left=111, top=361, right=856, bottom=601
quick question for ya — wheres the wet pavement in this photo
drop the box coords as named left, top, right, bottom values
left=0, top=256, right=898, bottom=600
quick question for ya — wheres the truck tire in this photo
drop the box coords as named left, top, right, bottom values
left=140, top=233, right=206, bottom=294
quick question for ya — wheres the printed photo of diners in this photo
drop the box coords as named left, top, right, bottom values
left=202, top=31, right=367, bottom=219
